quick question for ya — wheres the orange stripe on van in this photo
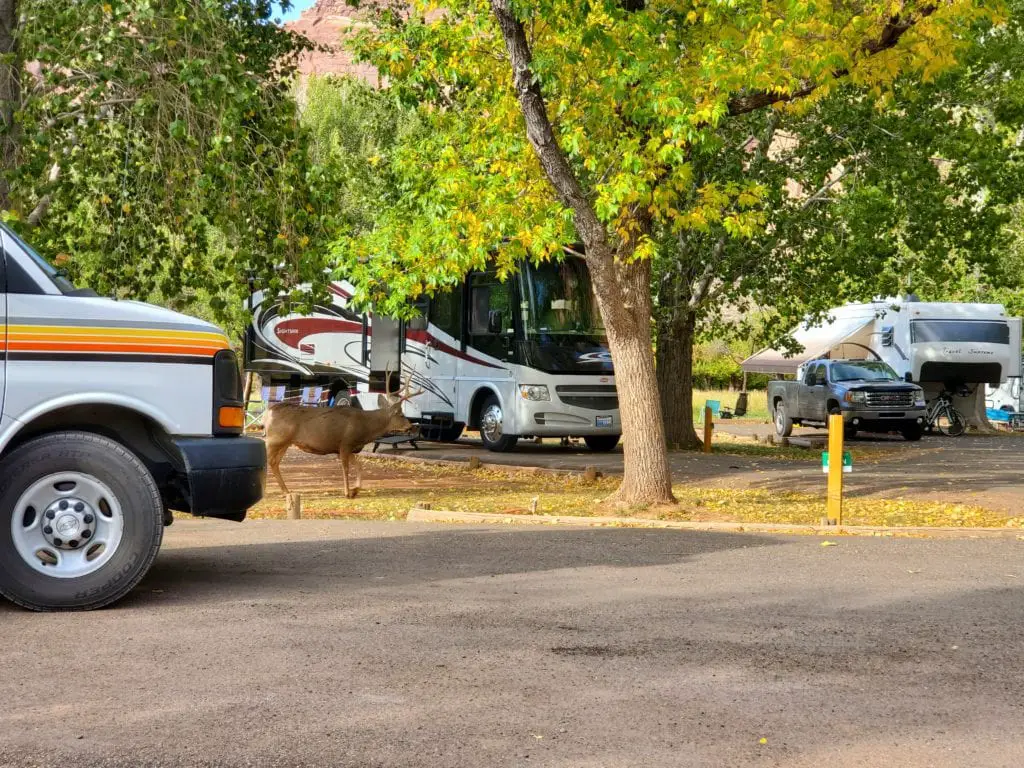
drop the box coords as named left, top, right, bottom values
left=6, top=341, right=220, bottom=356
left=0, top=322, right=229, bottom=358
left=10, top=335, right=225, bottom=350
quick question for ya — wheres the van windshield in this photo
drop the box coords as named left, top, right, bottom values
left=2, top=224, right=77, bottom=293
left=831, top=361, right=900, bottom=382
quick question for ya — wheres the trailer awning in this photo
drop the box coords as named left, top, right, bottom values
left=741, top=314, right=876, bottom=375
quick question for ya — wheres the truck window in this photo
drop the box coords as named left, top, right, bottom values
left=910, top=319, right=1010, bottom=345
left=815, top=367, right=827, bottom=386
left=803, top=364, right=821, bottom=386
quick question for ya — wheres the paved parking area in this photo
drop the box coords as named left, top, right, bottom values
left=383, top=427, right=1024, bottom=514
left=3, top=521, right=1024, bottom=767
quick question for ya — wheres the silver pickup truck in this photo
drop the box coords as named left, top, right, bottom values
left=767, top=359, right=927, bottom=441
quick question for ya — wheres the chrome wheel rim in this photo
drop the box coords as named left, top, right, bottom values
left=10, top=472, right=125, bottom=579
left=481, top=403, right=504, bottom=443
left=775, top=407, right=785, bottom=434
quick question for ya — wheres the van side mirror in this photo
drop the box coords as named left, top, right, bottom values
left=904, top=372, right=913, bottom=383
left=487, top=310, right=503, bottom=334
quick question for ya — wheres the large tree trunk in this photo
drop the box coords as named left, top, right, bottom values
left=656, top=311, right=702, bottom=450
left=586, top=249, right=676, bottom=504
left=0, top=0, right=19, bottom=210
left=491, top=0, right=675, bottom=506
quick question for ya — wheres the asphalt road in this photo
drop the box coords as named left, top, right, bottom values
left=3, top=520, right=1024, bottom=767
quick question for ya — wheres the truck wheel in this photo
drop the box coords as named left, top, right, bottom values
left=479, top=395, right=519, bottom=452
left=0, top=432, right=164, bottom=612
left=774, top=403, right=793, bottom=437
left=901, top=425, right=923, bottom=442
left=583, top=435, right=620, bottom=452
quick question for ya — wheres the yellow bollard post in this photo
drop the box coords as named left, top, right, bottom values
left=826, top=413, right=844, bottom=525
left=703, top=406, right=713, bottom=453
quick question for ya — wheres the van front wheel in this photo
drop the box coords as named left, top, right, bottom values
left=0, top=431, right=164, bottom=611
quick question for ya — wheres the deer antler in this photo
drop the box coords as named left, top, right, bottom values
left=396, top=369, right=425, bottom=404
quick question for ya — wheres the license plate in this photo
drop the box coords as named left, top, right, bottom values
left=595, top=416, right=612, bottom=428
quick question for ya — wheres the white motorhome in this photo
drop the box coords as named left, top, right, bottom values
left=742, top=297, right=1022, bottom=424
left=245, top=255, right=622, bottom=452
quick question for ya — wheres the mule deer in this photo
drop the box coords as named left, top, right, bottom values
left=264, top=372, right=424, bottom=498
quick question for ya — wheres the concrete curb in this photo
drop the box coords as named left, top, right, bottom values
left=405, top=507, right=1024, bottom=539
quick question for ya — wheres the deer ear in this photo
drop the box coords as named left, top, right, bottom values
left=377, top=394, right=390, bottom=409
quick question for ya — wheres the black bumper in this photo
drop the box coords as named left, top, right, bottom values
left=170, top=436, right=266, bottom=522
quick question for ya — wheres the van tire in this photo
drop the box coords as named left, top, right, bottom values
left=0, top=432, right=163, bottom=612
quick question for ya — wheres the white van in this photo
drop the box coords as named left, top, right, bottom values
left=0, top=224, right=266, bottom=611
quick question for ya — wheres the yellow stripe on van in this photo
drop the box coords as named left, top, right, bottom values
left=6, top=325, right=228, bottom=344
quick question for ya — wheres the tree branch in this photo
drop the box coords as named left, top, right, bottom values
left=488, top=0, right=605, bottom=244
left=27, top=162, right=62, bottom=227
left=799, top=166, right=853, bottom=210
left=726, top=7, right=937, bottom=116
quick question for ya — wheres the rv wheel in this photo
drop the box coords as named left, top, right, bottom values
left=479, top=395, right=519, bottom=452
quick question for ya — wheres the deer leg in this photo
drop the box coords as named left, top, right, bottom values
left=339, top=451, right=356, bottom=499
left=351, top=453, right=363, bottom=491
left=267, top=443, right=290, bottom=495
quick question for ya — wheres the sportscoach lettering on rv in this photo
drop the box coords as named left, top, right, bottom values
left=0, top=318, right=229, bottom=365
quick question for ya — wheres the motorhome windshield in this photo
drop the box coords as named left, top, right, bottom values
left=524, top=257, right=603, bottom=336
left=831, top=361, right=900, bottom=382
left=911, top=319, right=1010, bottom=345
left=517, top=257, right=612, bottom=374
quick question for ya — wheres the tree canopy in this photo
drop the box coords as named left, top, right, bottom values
left=0, top=0, right=337, bottom=323
left=335, top=0, right=1006, bottom=503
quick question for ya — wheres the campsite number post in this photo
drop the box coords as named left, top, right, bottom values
left=823, top=414, right=848, bottom=525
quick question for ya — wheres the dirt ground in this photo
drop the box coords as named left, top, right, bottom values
left=250, top=426, right=1023, bottom=525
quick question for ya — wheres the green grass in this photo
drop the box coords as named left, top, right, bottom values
left=692, top=389, right=769, bottom=423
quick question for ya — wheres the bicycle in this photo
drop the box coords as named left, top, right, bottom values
left=924, top=390, right=966, bottom=437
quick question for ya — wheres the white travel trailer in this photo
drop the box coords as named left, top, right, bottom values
left=987, top=372, right=1023, bottom=413
left=244, top=256, right=622, bottom=452
left=741, top=297, right=1022, bottom=425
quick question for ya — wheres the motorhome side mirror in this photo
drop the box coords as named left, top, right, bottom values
left=904, top=372, right=913, bottom=383
left=487, top=310, right=503, bottom=334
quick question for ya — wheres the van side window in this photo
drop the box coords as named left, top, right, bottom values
left=3, top=251, right=43, bottom=294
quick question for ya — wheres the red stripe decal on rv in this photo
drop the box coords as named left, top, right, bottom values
left=405, top=329, right=502, bottom=370
left=273, top=318, right=363, bottom=349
